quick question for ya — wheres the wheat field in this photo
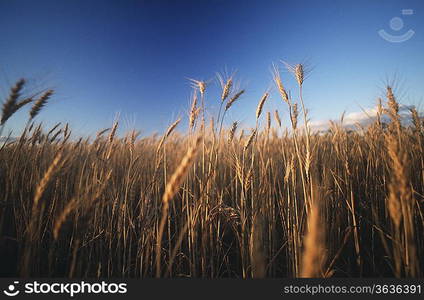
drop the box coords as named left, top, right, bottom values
left=0, top=65, right=423, bottom=278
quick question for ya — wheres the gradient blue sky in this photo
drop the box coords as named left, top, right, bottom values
left=1, top=0, right=423, bottom=137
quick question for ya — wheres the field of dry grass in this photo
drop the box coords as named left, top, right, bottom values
left=0, top=65, right=423, bottom=278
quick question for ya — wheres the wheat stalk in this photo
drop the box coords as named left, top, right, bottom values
left=228, top=121, right=238, bottom=143
left=33, top=151, right=64, bottom=209
left=300, top=202, right=325, bottom=277
left=162, top=135, right=201, bottom=204
left=266, top=111, right=271, bottom=131
left=189, top=92, right=198, bottom=130
left=244, top=129, right=256, bottom=151
left=274, top=110, right=282, bottom=127
left=272, top=64, right=289, bottom=103
left=225, top=90, right=244, bottom=111
left=30, top=90, right=53, bottom=120
left=1, top=79, right=26, bottom=125
left=156, top=135, right=201, bottom=277
left=291, top=103, right=298, bottom=130
left=53, top=170, right=112, bottom=239
left=256, top=92, right=269, bottom=120
left=220, top=78, right=233, bottom=102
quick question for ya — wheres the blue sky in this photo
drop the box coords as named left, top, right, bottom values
left=1, top=0, right=423, bottom=137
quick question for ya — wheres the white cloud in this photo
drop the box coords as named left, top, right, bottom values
left=309, top=104, right=419, bottom=132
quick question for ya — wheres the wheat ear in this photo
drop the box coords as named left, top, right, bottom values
left=1, top=79, right=26, bottom=125
left=156, top=135, right=201, bottom=277
left=256, top=92, right=269, bottom=120
left=300, top=202, right=326, bottom=278
left=33, top=151, right=64, bottom=209
left=30, top=90, right=53, bottom=120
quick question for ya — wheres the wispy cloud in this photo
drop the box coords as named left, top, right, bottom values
left=309, top=104, right=419, bottom=132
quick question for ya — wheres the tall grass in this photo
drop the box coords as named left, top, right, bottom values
left=0, top=68, right=423, bottom=278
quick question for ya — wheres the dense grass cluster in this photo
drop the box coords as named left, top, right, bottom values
left=0, top=66, right=423, bottom=278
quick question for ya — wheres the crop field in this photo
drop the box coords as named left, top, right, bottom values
left=0, top=67, right=423, bottom=278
